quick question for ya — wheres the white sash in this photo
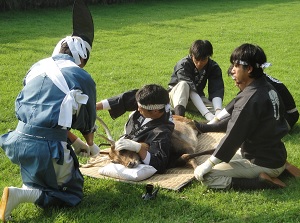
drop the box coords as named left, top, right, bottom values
left=25, top=57, right=89, bottom=128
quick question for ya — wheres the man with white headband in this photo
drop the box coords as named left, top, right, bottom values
left=96, top=84, right=175, bottom=173
left=194, top=43, right=290, bottom=190
left=0, top=0, right=99, bottom=222
left=194, top=65, right=299, bottom=131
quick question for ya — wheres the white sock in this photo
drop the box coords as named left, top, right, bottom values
left=216, top=108, right=230, bottom=120
left=0, top=186, right=42, bottom=221
left=190, top=91, right=210, bottom=116
left=212, top=97, right=222, bottom=114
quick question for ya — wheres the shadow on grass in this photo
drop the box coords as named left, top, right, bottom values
left=0, top=0, right=298, bottom=44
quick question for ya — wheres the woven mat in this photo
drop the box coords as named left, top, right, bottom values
left=80, top=132, right=225, bottom=191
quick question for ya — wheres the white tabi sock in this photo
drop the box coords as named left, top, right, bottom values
left=0, top=186, right=42, bottom=222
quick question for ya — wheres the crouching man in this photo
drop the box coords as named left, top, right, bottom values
left=0, top=0, right=99, bottom=221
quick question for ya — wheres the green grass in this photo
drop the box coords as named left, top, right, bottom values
left=1, top=0, right=300, bottom=222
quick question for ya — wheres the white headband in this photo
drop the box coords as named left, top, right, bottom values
left=52, top=36, right=92, bottom=65
left=137, top=102, right=165, bottom=110
left=234, top=60, right=272, bottom=69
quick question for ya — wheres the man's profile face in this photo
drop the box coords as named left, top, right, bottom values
left=231, top=63, right=252, bottom=91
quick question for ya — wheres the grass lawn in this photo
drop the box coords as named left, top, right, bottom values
left=0, top=0, right=300, bottom=222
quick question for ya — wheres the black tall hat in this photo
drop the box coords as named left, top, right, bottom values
left=72, top=0, right=94, bottom=47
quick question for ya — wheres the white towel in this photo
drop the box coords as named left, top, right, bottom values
left=25, top=57, right=88, bottom=128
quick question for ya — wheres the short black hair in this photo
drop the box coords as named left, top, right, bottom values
left=230, top=43, right=267, bottom=79
left=189, top=40, right=213, bottom=60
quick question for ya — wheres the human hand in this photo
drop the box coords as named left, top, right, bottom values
left=194, top=159, right=214, bottom=181
left=204, top=112, right=214, bottom=121
left=215, top=109, right=222, bottom=116
left=72, top=138, right=90, bottom=156
left=96, top=102, right=103, bottom=110
left=207, top=117, right=219, bottom=124
left=194, top=156, right=221, bottom=181
left=115, top=138, right=141, bottom=153
left=88, top=143, right=100, bottom=157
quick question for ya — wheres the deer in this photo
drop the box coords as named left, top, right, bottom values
left=89, top=115, right=215, bottom=170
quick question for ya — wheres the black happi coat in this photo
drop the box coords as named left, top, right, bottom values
left=225, top=74, right=299, bottom=128
left=107, top=90, right=175, bottom=173
left=168, top=55, right=224, bottom=100
left=214, top=76, right=288, bottom=168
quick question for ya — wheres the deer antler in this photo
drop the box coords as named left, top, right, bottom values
left=80, top=116, right=115, bottom=168
left=96, top=116, right=115, bottom=146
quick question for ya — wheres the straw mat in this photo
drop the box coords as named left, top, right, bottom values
left=80, top=132, right=225, bottom=191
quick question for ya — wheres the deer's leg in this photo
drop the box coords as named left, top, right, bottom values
left=188, top=158, right=198, bottom=169
left=176, top=149, right=215, bottom=168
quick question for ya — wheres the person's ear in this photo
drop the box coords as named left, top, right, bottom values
left=79, top=58, right=87, bottom=68
left=247, top=65, right=253, bottom=74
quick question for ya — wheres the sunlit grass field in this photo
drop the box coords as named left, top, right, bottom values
left=0, top=0, right=300, bottom=222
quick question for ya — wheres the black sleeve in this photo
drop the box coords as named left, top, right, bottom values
left=207, top=60, right=224, bottom=100
left=214, top=92, right=260, bottom=162
left=147, top=127, right=173, bottom=174
left=169, top=57, right=198, bottom=92
left=107, top=89, right=139, bottom=119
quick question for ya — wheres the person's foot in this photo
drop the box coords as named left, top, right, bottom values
left=0, top=187, right=15, bottom=222
left=285, top=161, right=300, bottom=178
left=0, top=186, right=42, bottom=222
left=259, top=173, right=286, bottom=189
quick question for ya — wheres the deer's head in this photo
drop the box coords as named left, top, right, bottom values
left=108, top=144, right=141, bottom=168
left=96, top=116, right=141, bottom=168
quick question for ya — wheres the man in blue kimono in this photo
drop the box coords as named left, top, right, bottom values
left=0, top=0, right=99, bottom=222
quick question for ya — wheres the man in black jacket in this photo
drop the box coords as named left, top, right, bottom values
left=194, top=68, right=299, bottom=131
left=168, top=40, right=224, bottom=120
left=194, top=43, right=290, bottom=190
left=96, top=84, right=174, bottom=174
